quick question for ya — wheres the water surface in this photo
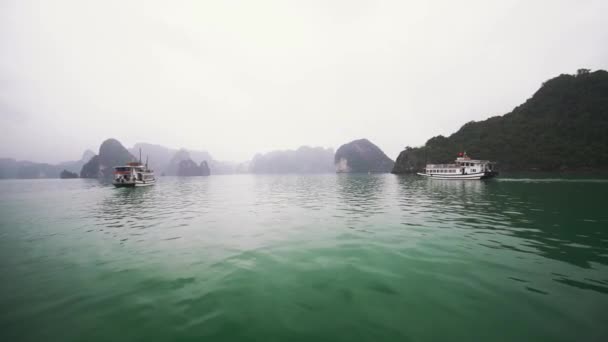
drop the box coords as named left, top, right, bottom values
left=1, top=175, right=607, bottom=341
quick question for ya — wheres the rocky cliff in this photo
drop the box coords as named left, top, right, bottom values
left=334, top=139, right=394, bottom=173
left=80, top=139, right=136, bottom=179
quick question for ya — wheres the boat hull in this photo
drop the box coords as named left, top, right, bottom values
left=416, top=171, right=498, bottom=180
left=113, top=180, right=156, bottom=188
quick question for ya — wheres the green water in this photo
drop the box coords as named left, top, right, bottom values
left=0, top=175, right=607, bottom=341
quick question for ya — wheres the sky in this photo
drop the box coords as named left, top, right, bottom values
left=1, top=0, right=607, bottom=163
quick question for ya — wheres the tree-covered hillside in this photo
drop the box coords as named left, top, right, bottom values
left=392, top=69, right=608, bottom=173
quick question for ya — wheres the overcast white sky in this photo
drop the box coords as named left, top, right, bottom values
left=1, top=0, right=607, bottom=163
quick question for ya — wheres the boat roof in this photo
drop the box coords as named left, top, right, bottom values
left=455, top=157, right=492, bottom=163
left=114, top=163, right=144, bottom=169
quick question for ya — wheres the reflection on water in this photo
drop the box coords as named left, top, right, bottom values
left=0, top=175, right=607, bottom=341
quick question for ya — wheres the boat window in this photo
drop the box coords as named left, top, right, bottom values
left=115, top=167, right=131, bottom=172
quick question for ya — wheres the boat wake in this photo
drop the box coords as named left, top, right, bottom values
left=496, top=178, right=608, bottom=183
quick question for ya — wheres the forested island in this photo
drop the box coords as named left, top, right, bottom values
left=392, top=69, right=608, bottom=173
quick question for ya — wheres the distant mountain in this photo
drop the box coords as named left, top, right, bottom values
left=81, top=150, right=95, bottom=163
left=56, top=149, right=96, bottom=174
left=165, top=149, right=192, bottom=176
left=0, top=141, right=237, bottom=178
left=129, top=143, right=173, bottom=173
left=80, top=156, right=100, bottom=179
left=177, top=159, right=210, bottom=176
left=250, top=146, right=334, bottom=173
left=129, top=143, right=213, bottom=175
left=0, top=158, right=61, bottom=179
left=80, top=139, right=135, bottom=179
left=0, top=158, right=18, bottom=178
left=188, top=150, right=213, bottom=166
left=200, top=161, right=210, bottom=176
left=334, top=139, right=394, bottom=173
left=392, top=69, right=608, bottom=173
left=0, top=149, right=95, bottom=179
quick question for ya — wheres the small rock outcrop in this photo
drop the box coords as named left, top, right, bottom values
left=334, top=139, right=394, bottom=173
left=60, top=169, right=78, bottom=179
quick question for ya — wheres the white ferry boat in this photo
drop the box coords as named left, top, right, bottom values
left=113, top=159, right=156, bottom=187
left=417, top=153, right=498, bottom=180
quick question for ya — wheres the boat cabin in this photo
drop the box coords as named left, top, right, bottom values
left=424, top=155, right=495, bottom=176
left=113, top=162, right=154, bottom=182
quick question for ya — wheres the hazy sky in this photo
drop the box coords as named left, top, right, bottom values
left=1, top=0, right=607, bottom=163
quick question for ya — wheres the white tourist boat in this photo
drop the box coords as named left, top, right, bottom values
left=113, top=158, right=156, bottom=188
left=417, top=153, right=498, bottom=180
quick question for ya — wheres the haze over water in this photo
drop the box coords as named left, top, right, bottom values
left=1, top=175, right=607, bottom=341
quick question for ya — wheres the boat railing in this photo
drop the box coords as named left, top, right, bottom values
left=426, top=164, right=459, bottom=169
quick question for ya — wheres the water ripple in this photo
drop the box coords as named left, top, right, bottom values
left=0, top=175, right=607, bottom=341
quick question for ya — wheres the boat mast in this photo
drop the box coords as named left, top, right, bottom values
left=139, top=148, right=142, bottom=163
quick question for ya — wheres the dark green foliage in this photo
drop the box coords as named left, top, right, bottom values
left=393, top=70, right=608, bottom=173
left=335, top=139, right=394, bottom=173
